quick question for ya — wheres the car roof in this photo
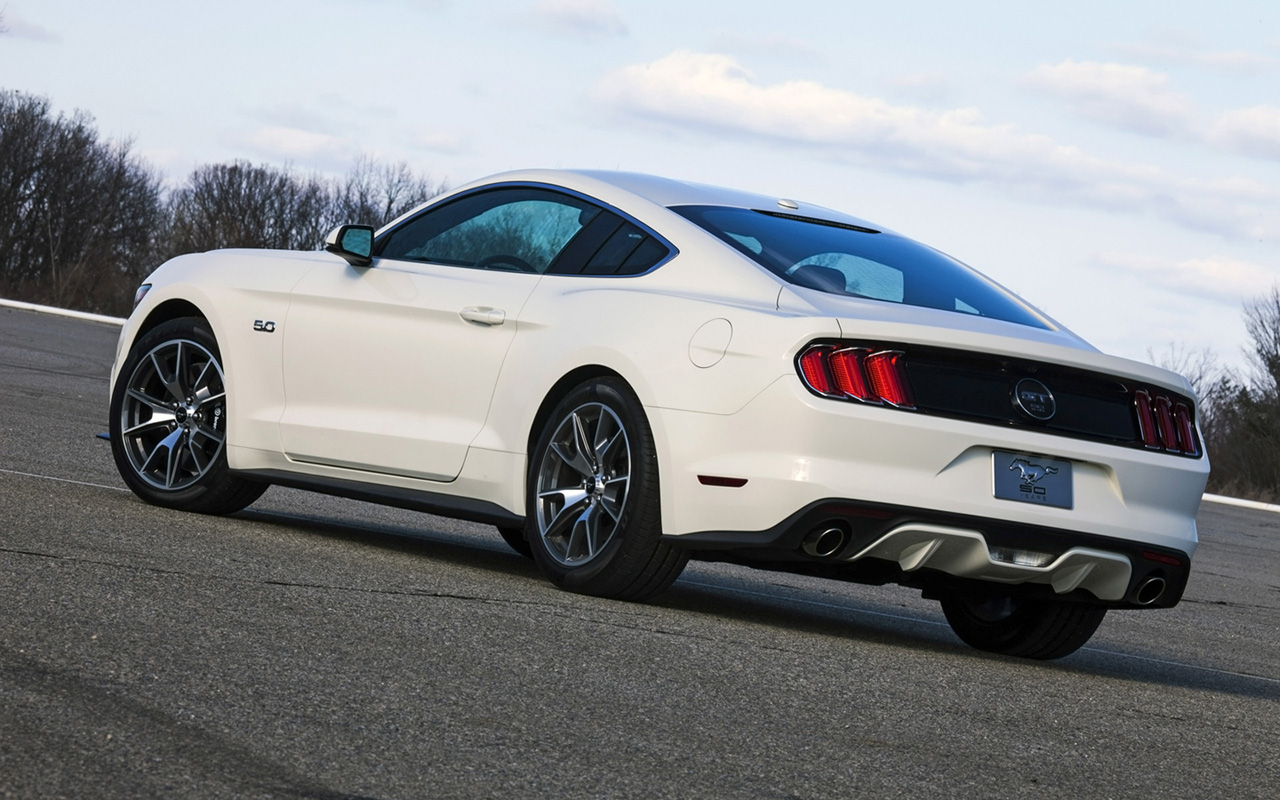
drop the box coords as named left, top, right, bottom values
left=457, top=168, right=891, bottom=235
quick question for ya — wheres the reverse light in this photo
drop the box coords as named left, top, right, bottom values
left=797, top=343, right=915, bottom=409
left=989, top=546, right=1056, bottom=568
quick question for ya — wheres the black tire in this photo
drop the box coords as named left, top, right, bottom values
left=109, top=316, right=267, bottom=515
left=497, top=525, right=534, bottom=558
left=940, top=591, right=1107, bottom=660
left=526, top=378, right=687, bottom=601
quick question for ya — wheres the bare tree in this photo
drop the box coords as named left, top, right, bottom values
left=165, top=161, right=332, bottom=256
left=165, top=157, right=446, bottom=259
left=329, top=154, right=447, bottom=229
left=0, top=90, right=164, bottom=314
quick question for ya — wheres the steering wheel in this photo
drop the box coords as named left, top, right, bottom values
left=475, top=254, right=538, bottom=273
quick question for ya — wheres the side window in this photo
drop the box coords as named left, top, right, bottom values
left=377, top=188, right=600, bottom=273
left=582, top=220, right=670, bottom=276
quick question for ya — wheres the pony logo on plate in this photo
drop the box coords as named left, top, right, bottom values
left=1009, top=458, right=1058, bottom=485
left=993, top=451, right=1073, bottom=509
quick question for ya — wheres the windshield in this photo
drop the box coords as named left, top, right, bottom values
left=672, top=206, right=1049, bottom=330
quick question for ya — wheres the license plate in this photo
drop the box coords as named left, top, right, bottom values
left=993, top=451, right=1073, bottom=509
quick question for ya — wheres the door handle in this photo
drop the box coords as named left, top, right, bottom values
left=460, top=306, right=506, bottom=326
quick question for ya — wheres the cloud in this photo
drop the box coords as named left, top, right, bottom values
left=529, top=0, right=626, bottom=41
left=1023, top=60, right=1193, bottom=137
left=1207, top=106, right=1280, bottom=161
left=594, top=51, right=1280, bottom=240
left=414, top=129, right=469, bottom=155
left=239, top=127, right=359, bottom=166
left=1096, top=252, right=1277, bottom=303
left=1, top=9, right=59, bottom=42
left=710, top=33, right=825, bottom=65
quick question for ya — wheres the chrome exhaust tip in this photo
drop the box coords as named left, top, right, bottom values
left=1134, top=576, right=1167, bottom=606
left=801, top=525, right=847, bottom=559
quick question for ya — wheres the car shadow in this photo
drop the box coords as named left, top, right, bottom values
left=232, top=502, right=1279, bottom=702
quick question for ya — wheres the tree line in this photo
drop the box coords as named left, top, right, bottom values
left=0, top=88, right=1273, bottom=498
left=0, top=89, right=445, bottom=316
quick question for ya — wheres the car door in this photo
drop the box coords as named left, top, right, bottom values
left=278, top=186, right=603, bottom=481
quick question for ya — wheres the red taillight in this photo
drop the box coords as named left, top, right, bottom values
left=1154, top=396, right=1177, bottom=449
left=864, top=351, right=915, bottom=408
left=798, top=346, right=835, bottom=395
left=1174, top=403, right=1199, bottom=456
left=1134, top=390, right=1159, bottom=449
left=829, top=348, right=873, bottom=400
left=797, top=343, right=915, bottom=409
left=1133, top=390, right=1199, bottom=455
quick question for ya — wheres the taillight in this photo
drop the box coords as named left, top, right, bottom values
left=798, top=346, right=835, bottom=395
left=1174, top=403, right=1199, bottom=456
left=829, top=348, right=872, bottom=399
left=1133, top=389, right=1199, bottom=455
left=797, top=343, right=915, bottom=409
left=864, top=351, right=915, bottom=408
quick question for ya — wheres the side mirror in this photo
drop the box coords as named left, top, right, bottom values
left=324, top=225, right=375, bottom=267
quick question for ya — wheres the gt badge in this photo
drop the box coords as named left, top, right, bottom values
left=1012, top=377, right=1055, bottom=421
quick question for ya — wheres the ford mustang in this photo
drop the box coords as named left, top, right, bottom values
left=108, top=169, right=1210, bottom=659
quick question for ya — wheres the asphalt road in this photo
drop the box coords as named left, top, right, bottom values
left=1, top=305, right=1277, bottom=799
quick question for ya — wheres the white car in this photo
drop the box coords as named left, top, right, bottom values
left=109, top=169, right=1210, bottom=659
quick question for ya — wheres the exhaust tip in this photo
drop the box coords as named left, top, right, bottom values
left=801, top=525, right=847, bottom=559
left=1135, top=576, right=1167, bottom=606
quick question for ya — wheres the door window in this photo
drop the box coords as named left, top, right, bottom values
left=377, top=187, right=600, bottom=274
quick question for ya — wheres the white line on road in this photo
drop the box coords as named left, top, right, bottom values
left=0, top=467, right=129, bottom=492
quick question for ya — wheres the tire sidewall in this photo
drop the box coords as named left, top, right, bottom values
left=526, top=378, right=660, bottom=593
left=109, top=317, right=232, bottom=509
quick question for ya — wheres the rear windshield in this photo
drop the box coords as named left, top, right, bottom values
left=672, top=206, right=1049, bottom=330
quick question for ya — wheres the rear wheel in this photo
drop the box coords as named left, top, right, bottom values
left=527, top=378, right=687, bottom=600
left=110, top=317, right=266, bottom=515
left=940, top=592, right=1107, bottom=660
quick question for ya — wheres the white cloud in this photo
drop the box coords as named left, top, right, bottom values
left=1023, top=60, right=1193, bottom=137
left=1207, top=106, right=1280, bottom=161
left=1095, top=252, right=1277, bottom=303
left=594, top=51, right=1280, bottom=240
left=530, top=0, right=626, bottom=41
left=1, top=9, right=58, bottom=42
left=239, top=127, right=358, bottom=166
left=710, top=33, right=825, bottom=65
left=414, top=129, right=468, bottom=155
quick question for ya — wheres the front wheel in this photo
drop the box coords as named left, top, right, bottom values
left=109, top=317, right=266, bottom=515
left=526, top=378, right=687, bottom=601
left=940, top=592, right=1107, bottom=660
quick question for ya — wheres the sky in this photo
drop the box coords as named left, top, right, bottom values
left=2, top=0, right=1278, bottom=380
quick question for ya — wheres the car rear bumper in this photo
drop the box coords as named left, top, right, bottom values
left=651, top=375, right=1207, bottom=608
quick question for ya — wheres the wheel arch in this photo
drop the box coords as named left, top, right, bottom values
left=525, top=364, right=628, bottom=459
left=133, top=298, right=209, bottom=344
